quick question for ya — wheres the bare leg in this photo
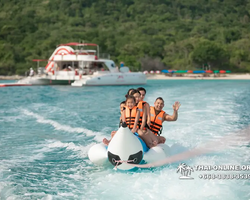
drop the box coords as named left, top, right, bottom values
left=137, top=129, right=151, bottom=148
left=145, top=129, right=166, bottom=144
left=103, top=138, right=110, bottom=145
left=146, top=129, right=160, bottom=146
left=111, top=130, right=117, bottom=137
left=102, top=130, right=117, bottom=146
left=158, top=136, right=166, bottom=144
left=138, top=129, right=158, bottom=148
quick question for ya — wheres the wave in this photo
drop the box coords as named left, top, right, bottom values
left=21, top=109, right=105, bottom=141
left=35, top=140, right=94, bottom=158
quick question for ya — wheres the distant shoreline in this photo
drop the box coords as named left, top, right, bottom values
left=0, top=75, right=24, bottom=80
left=1, top=74, right=250, bottom=81
left=146, top=73, right=250, bottom=80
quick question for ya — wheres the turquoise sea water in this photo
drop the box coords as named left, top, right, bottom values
left=0, top=79, right=250, bottom=200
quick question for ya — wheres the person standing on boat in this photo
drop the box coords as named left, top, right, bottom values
left=120, top=62, right=124, bottom=68
left=149, top=97, right=181, bottom=143
left=29, top=68, right=34, bottom=77
left=67, top=65, right=72, bottom=71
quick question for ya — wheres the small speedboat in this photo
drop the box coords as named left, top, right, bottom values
left=88, top=123, right=185, bottom=170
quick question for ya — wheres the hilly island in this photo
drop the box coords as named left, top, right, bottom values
left=0, top=0, right=250, bottom=75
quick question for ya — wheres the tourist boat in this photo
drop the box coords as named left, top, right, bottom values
left=17, top=42, right=146, bottom=86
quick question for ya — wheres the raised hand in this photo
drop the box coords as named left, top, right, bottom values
left=173, top=101, right=181, bottom=111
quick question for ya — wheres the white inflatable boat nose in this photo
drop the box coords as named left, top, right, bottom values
left=107, top=124, right=144, bottom=170
left=88, top=143, right=108, bottom=165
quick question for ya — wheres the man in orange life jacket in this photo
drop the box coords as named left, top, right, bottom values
left=150, top=97, right=181, bottom=143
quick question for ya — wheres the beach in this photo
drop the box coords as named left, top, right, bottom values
left=146, top=73, right=250, bottom=80
left=1, top=74, right=250, bottom=81
left=0, top=75, right=23, bottom=80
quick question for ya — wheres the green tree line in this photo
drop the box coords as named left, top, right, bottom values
left=1, top=0, right=250, bottom=75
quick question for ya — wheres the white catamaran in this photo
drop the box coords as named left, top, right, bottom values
left=17, top=42, right=146, bottom=86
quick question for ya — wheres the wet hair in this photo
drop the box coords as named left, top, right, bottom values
left=125, top=95, right=136, bottom=103
left=120, top=101, right=126, bottom=105
left=130, top=89, right=141, bottom=96
left=137, top=87, right=146, bottom=94
left=155, top=97, right=164, bottom=103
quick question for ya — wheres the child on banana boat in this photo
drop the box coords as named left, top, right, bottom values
left=103, top=101, right=125, bottom=145
left=120, top=94, right=158, bottom=148
left=103, top=95, right=142, bottom=145
left=102, top=89, right=135, bottom=146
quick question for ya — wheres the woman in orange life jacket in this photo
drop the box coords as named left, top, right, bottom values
left=103, top=101, right=126, bottom=145
left=130, top=89, right=146, bottom=129
left=129, top=89, right=160, bottom=148
left=150, top=97, right=181, bottom=143
left=137, top=87, right=151, bottom=128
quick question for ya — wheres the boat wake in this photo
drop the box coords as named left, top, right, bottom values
left=132, top=126, right=250, bottom=168
left=21, top=109, right=105, bottom=142
left=41, top=140, right=93, bottom=158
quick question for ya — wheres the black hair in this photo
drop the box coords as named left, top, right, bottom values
left=120, top=101, right=126, bottom=105
left=137, top=87, right=146, bottom=94
left=155, top=97, right=164, bottom=103
left=130, top=89, right=141, bottom=96
left=127, top=88, right=135, bottom=95
left=125, top=88, right=137, bottom=98
left=125, top=88, right=135, bottom=98
left=125, top=95, right=136, bottom=103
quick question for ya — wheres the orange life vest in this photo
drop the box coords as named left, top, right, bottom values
left=124, top=106, right=138, bottom=129
left=137, top=101, right=146, bottom=128
left=149, top=106, right=165, bottom=135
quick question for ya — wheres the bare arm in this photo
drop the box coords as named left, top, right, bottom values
left=145, top=103, right=151, bottom=127
left=164, top=111, right=178, bottom=121
left=132, top=110, right=140, bottom=133
left=121, top=110, right=126, bottom=123
left=163, top=101, right=181, bottom=122
left=140, top=105, right=147, bottom=130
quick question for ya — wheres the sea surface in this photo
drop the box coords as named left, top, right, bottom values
left=0, top=79, right=250, bottom=200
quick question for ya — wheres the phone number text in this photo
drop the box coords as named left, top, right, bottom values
left=199, top=173, right=250, bottom=180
